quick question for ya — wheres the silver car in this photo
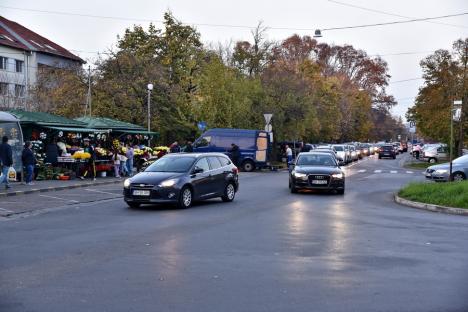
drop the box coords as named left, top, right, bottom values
left=425, top=154, right=468, bottom=182
left=332, top=145, right=347, bottom=165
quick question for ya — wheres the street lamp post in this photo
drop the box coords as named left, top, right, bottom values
left=449, top=100, right=463, bottom=181
left=147, top=83, right=154, bottom=147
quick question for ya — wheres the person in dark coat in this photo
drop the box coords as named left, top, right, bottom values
left=229, top=143, right=241, bottom=167
left=184, top=141, right=193, bottom=153
left=170, top=141, right=181, bottom=153
left=45, top=139, right=59, bottom=166
left=0, top=136, right=13, bottom=189
left=80, top=138, right=97, bottom=180
left=22, top=141, right=36, bottom=185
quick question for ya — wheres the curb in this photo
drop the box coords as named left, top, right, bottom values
left=394, top=194, right=468, bottom=216
left=0, top=180, right=123, bottom=198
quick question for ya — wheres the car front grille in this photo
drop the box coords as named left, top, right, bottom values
left=130, top=183, right=155, bottom=189
left=308, top=174, right=330, bottom=187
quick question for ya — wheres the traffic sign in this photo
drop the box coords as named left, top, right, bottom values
left=197, top=121, right=207, bottom=131
left=265, top=124, right=272, bottom=132
left=263, top=113, right=273, bottom=125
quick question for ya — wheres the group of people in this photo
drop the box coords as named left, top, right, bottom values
left=0, top=136, right=36, bottom=189
left=110, top=143, right=135, bottom=179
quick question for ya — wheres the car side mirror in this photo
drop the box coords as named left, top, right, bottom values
left=192, top=167, right=204, bottom=174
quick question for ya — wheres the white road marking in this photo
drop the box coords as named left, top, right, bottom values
left=406, top=171, right=414, bottom=174
left=0, top=208, right=13, bottom=213
left=390, top=170, right=398, bottom=174
left=358, top=169, right=367, bottom=173
left=374, top=170, right=382, bottom=173
left=39, top=194, right=79, bottom=203
left=84, top=189, right=119, bottom=196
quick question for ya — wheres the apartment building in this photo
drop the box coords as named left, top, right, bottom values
left=0, top=16, right=84, bottom=110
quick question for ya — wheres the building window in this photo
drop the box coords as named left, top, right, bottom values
left=0, top=82, right=8, bottom=95
left=0, top=57, right=7, bottom=70
left=15, top=60, right=24, bottom=73
left=15, top=84, right=25, bottom=97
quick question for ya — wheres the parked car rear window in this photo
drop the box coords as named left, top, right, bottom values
left=146, top=156, right=196, bottom=173
left=218, top=156, right=231, bottom=166
left=333, top=146, right=344, bottom=151
left=382, top=145, right=393, bottom=151
left=208, top=156, right=223, bottom=170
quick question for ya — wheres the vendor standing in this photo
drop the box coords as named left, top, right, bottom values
left=45, top=139, right=59, bottom=166
left=126, top=143, right=134, bottom=177
left=80, top=138, right=96, bottom=181
left=22, top=141, right=36, bottom=185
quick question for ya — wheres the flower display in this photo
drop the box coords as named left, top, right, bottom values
left=72, top=151, right=91, bottom=159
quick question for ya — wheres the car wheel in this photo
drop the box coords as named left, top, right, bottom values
left=378, top=156, right=382, bottom=159
left=242, top=160, right=255, bottom=172
left=452, top=172, right=465, bottom=182
left=337, top=189, right=345, bottom=195
left=393, top=155, right=396, bottom=159
left=429, top=158, right=437, bottom=163
left=127, top=202, right=141, bottom=209
left=177, top=186, right=192, bottom=209
left=222, top=183, right=236, bottom=202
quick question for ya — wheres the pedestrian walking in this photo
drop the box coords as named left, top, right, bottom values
left=80, top=138, right=96, bottom=180
left=22, top=141, right=36, bottom=185
left=184, top=141, right=193, bottom=153
left=170, top=141, right=181, bottom=153
left=285, top=145, right=293, bottom=164
left=126, top=143, right=134, bottom=177
left=229, top=143, right=240, bottom=167
left=0, top=136, right=13, bottom=189
left=119, top=152, right=128, bottom=177
left=112, top=147, right=121, bottom=178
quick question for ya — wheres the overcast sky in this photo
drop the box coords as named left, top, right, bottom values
left=2, top=0, right=467, bottom=120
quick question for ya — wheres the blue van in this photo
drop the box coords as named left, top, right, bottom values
left=193, top=128, right=270, bottom=172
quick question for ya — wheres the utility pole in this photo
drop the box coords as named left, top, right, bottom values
left=87, top=66, right=92, bottom=116
left=147, top=83, right=154, bottom=147
left=449, top=100, right=463, bottom=181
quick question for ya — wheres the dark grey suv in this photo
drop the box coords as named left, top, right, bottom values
left=124, top=153, right=239, bottom=209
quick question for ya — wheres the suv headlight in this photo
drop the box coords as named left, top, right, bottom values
left=159, top=178, right=178, bottom=187
left=293, top=172, right=307, bottom=178
left=331, top=173, right=344, bottom=179
left=435, top=169, right=448, bottom=174
left=124, top=179, right=131, bottom=188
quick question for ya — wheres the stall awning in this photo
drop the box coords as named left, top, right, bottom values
left=45, top=126, right=111, bottom=133
left=9, top=110, right=86, bottom=127
left=75, top=116, right=147, bottom=131
left=116, top=129, right=159, bottom=135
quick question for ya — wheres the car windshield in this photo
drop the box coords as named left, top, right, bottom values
left=145, top=156, right=196, bottom=173
left=453, top=154, right=468, bottom=164
left=333, top=146, right=344, bottom=151
left=297, top=154, right=336, bottom=167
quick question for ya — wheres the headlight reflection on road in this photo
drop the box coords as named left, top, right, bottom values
left=288, top=200, right=307, bottom=234
left=326, top=202, right=350, bottom=272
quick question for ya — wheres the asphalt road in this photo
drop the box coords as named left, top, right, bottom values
left=1, top=154, right=468, bottom=312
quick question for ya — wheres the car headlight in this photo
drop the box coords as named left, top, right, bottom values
left=159, top=178, right=178, bottom=187
left=435, top=169, right=448, bottom=174
left=331, top=173, right=344, bottom=179
left=293, top=172, right=307, bottom=178
left=124, top=179, right=131, bottom=188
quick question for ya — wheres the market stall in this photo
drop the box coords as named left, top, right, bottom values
left=0, top=111, right=24, bottom=181
left=9, top=110, right=114, bottom=180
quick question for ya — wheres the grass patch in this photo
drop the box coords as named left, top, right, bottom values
left=404, top=162, right=433, bottom=170
left=399, top=181, right=468, bottom=209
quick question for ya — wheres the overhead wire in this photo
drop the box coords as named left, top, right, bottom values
left=0, top=5, right=467, bottom=32
left=327, top=0, right=468, bottom=29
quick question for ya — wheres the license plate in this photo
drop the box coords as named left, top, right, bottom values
left=133, top=190, right=150, bottom=196
left=312, top=180, right=328, bottom=185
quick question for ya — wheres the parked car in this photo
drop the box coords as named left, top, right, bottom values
left=378, top=144, right=396, bottom=159
left=422, top=145, right=448, bottom=163
left=312, top=148, right=339, bottom=163
left=349, top=145, right=358, bottom=161
left=193, top=128, right=270, bottom=172
left=289, top=152, right=345, bottom=194
left=360, top=143, right=371, bottom=156
left=123, top=153, right=239, bottom=209
left=331, top=144, right=347, bottom=165
left=425, top=154, right=468, bottom=182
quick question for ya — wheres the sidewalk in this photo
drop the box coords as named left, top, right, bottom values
left=0, top=177, right=123, bottom=197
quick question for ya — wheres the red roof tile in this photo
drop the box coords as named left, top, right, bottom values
left=0, top=16, right=84, bottom=63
